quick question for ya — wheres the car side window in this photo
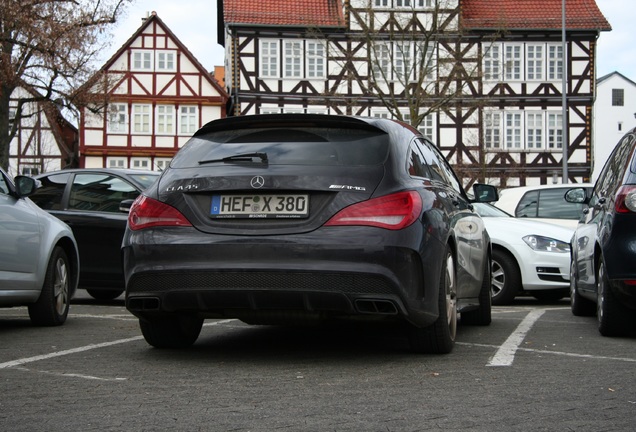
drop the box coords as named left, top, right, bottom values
left=69, top=174, right=139, bottom=213
left=516, top=191, right=538, bottom=217
left=407, top=142, right=432, bottom=178
left=517, top=188, right=584, bottom=219
left=29, top=172, right=72, bottom=210
left=596, top=134, right=634, bottom=198
left=417, top=139, right=448, bottom=184
left=418, top=139, right=463, bottom=194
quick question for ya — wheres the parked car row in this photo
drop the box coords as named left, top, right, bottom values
left=2, top=115, right=634, bottom=344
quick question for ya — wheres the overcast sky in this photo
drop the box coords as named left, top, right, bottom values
left=101, top=0, right=635, bottom=81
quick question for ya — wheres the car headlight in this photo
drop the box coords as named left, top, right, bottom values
left=522, top=235, right=570, bottom=253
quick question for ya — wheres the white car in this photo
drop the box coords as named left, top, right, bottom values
left=494, top=183, right=593, bottom=228
left=0, top=168, right=79, bottom=325
left=473, top=203, right=573, bottom=305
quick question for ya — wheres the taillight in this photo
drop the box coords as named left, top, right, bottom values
left=325, top=191, right=422, bottom=230
left=614, top=185, right=636, bottom=213
left=128, top=195, right=192, bottom=230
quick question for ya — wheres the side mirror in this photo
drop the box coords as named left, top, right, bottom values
left=14, top=175, right=38, bottom=197
left=119, top=199, right=135, bottom=213
left=564, top=187, right=588, bottom=204
left=472, top=183, right=499, bottom=203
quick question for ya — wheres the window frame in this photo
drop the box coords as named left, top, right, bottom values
left=156, top=104, right=175, bottom=135
left=107, top=103, right=128, bottom=134
left=132, top=104, right=151, bottom=134
left=131, top=50, right=153, bottom=71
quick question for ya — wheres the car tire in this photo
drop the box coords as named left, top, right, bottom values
left=596, top=257, right=631, bottom=337
left=408, top=246, right=456, bottom=354
left=532, top=289, right=567, bottom=303
left=86, top=289, right=124, bottom=301
left=28, top=246, right=71, bottom=326
left=139, top=315, right=204, bottom=348
left=461, top=256, right=492, bottom=326
left=570, top=260, right=595, bottom=316
left=491, top=249, right=520, bottom=306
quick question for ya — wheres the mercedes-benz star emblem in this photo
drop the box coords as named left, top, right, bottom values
left=250, top=176, right=265, bottom=189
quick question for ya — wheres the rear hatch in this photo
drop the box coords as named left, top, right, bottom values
left=156, top=115, right=391, bottom=235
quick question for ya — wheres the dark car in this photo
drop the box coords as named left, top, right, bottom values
left=29, top=168, right=159, bottom=300
left=122, top=114, right=498, bottom=353
left=567, top=127, right=636, bottom=336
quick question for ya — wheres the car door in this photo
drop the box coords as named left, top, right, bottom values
left=417, top=139, right=487, bottom=297
left=64, top=172, right=142, bottom=288
left=0, top=170, right=40, bottom=291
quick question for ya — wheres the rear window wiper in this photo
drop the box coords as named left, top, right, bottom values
left=198, top=152, right=268, bottom=164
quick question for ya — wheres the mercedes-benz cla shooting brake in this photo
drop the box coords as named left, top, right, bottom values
left=123, top=114, right=498, bottom=354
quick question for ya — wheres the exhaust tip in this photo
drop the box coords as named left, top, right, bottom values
left=355, top=299, right=398, bottom=315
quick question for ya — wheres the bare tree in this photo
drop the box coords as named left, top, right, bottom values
left=338, top=0, right=502, bottom=129
left=0, top=0, right=132, bottom=171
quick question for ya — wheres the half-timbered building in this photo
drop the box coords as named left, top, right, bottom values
left=218, top=0, right=611, bottom=187
left=8, top=87, right=78, bottom=177
left=80, top=12, right=229, bottom=171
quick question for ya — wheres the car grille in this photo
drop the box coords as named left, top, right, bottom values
left=128, top=271, right=396, bottom=295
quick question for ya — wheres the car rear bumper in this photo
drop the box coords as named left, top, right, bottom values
left=123, top=227, right=446, bottom=328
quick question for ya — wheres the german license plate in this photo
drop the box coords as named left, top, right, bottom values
left=210, top=194, right=309, bottom=219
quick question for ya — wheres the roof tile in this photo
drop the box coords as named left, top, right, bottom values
left=462, top=0, right=611, bottom=31
left=224, top=0, right=345, bottom=27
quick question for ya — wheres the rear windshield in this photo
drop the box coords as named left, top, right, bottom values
left=170, top=127, right=390, bottom=168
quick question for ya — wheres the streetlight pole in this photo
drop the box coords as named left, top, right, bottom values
left=562, top=0, right=568, bottom=183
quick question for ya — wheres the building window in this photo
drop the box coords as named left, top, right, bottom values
left=505, top=112, right=523, bottom=149
left=156, top=51, right=176, bottom=71
left=526, top=112, right=544, bottom=150
left=154, top=158, right=171, bottom=171
left=132, top=104, right=151, bottom=134
left=419, top=114, right=435, bottom=141
left=526, top=45, right=544, bottom=80
left=307, top=41, right=325, bottom=79
left=394, top=42, right=413, bottom=82
left=284, top=41, right=303, bottom=78
left=547, top=45, right=563, bottom=80
left=483, top=44, right=501, bottom=81
left=132, top=50, right=153, bottom=71
left=107, top=157, right=126, bottom=169
left=22, top=165, right=40, bottom=176
left=374, top=0, right=389, bottom=6
left=484, top=112, right=502, bottom=149
left=547, top=113, right=563, bottom=149
left=504, top=45, right=522, bottom=80
left=156, top=105, right=175, bottom=135
left=107, top=103, right=127, bottom=133
left=179, top=106, right=198, bottom=135
left=612, top=88, right=625, bottom=106
left=131, top=157, right=151, bottom=170
left=260, top=40, right=279, bottom=78
left=371, top=42, right=391, bottom=81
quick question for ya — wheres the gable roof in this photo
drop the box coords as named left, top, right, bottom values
left=461, top=0, right=611, bottom=31
left=99, top=12, right=227, bottom=96
left=597, top=71, right=636, bottom=87
left=222, top=0, right=346, bottom=27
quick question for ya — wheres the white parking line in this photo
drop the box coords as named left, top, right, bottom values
left=487, top=308, right=546, bottom=367
left=0, top=319, right=236, bottom=370
left=458, top=342, right=636, bottom=363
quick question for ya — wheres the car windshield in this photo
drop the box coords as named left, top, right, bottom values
left=473, top=202, right=512, bottom=218
left=170, top=127, right=390, bottom=168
